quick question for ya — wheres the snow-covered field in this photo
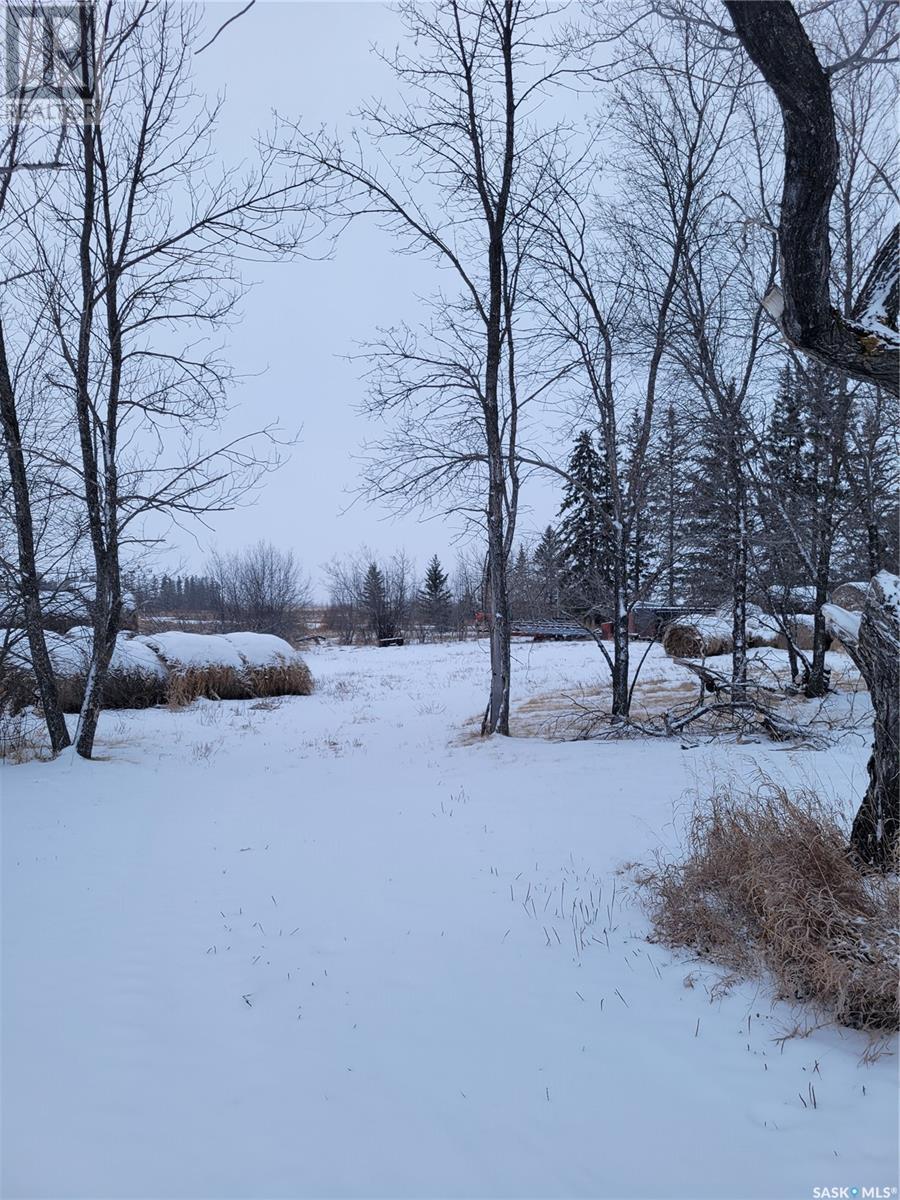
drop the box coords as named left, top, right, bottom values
left=2, top=640, right=897, bottom=1199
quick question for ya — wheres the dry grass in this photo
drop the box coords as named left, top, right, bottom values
left=0, top=667, right=39, bottom=715
left=3, top=653, right=313, bottom=718
left=243, top=660, right=313, bottom=698
left=164, top=666, right=251, bottom=707
left=165, top=660, right=313, bottom=708
left=638, top=781, right=899, bottom=1032
left=0, top=705, right=50, bottom=762
left=55, top=669, right=167, bottom=713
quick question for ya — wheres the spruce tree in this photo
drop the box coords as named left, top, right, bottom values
left=557, top=430, right=613, bottom=618
left=681, top=415, right=733, bottom=606
left=759, top=365, right=810, bottom=604
left=419, top=555, right=452, bottom=634
left=362, top=562, right=395, bottom=642
left=642, top=404, right=692, bottom=607
left=532, top=525, right=564, bottom=617
left=507, top=546, right=534, bottom=621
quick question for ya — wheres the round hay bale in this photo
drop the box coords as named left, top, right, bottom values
left=139, top=631, right=249, bottom=704
left=223, top=632, right=314, bottom=697
left=663, top=621, right=704, bottom=658
left=773, top=614, right=835, bottom=652
left=4, top=627, right=169, bottom=712
left=663, top=617, right=733, bottom=659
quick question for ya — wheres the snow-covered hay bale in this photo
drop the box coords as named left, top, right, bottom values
left=139, top=631, right=249, bottom=705
left=745, top=610, right=781, bottom=650
left=775, top=613, right=814, bottom=651
left=1, top=628, right=313, bottom=714
left=772, top=614, right=836, bottom=652
left=663, top=607, right=782, bottom=658
left=223, top=632, right=313, bottom=697
left=0, top=631, right=41, bottom=716
left=141, top=630, right=313, bottom=705
left=2, top=627, right=168, bottom=712
left=101, top=635, right=168, bottom=709
left=1, top=628, right=89, bottom=711
left=830, top=581, right=869, bottom=612
left=51, top=628, right=166, bottom=712
left=662, top=616, right=733, bottom=659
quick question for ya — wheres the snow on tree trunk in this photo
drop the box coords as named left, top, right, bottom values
left=725, top=2, right=898, bottom=394
left=825, top=572, right=899, bottom=868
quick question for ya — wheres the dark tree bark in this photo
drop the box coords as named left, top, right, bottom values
left=0, top=324, right=71, bottom=753
left=825, top=573, right=899, bottom=868
left=725, top=1, right=899, bottom=395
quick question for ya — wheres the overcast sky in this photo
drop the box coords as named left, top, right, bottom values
left=176, top=1, right=561, bottom=597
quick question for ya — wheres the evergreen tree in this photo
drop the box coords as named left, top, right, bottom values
left=681, top=412, right=738, bottom=608
left=362, top=562, right=395, bottom=642
left=418, top=555, right=452, bottom=634
left=557, top=430, right=613, bottom=618
left=532, top=525, right=564, bottom=617
left=507, top=546, right=534, bottom=620
left=642, top=404, right=692, bottom=607
left=758, top=364, right=810, bottom=605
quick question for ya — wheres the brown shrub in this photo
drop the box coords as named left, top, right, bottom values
left=0, top=667, right=39, bottom=715
left=0, top=706, right=49, bottom=762
left=638, top=782, right=898, bottom=1031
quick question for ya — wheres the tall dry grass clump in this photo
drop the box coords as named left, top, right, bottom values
left=243, top=660, right=313, bottom=698
left=163, top=660, right=313, bottom=707
left=54, top=668, right=167, bottom=713
left=639, top=782, right=898, bottom=1031
left=164, top=665, right=250, bottom=707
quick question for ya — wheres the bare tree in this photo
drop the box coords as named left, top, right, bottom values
left=0, top=8, right=75, bottom=752
left=724, top=1, right=898, bottom=393
left=280, top=0, right=573, bottom=734
left=738, top=7, right=896, bottom=696
left=322, top=546, right=413, bottom=645
left=519, top=19, right=744, bottom=721
left=5, top=2, right=318, bottom=756
left=209, top=541, right=310, bottom=640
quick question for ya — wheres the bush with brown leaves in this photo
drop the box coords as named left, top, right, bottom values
left=639, top=782, right=898, bottom=1031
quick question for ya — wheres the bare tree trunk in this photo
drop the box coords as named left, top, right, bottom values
left=610, top=535, right=630, bottom=721
left=725, top=2, right=898, bottom=393
left=806, top=373, right=852, bottom=698
left=478, top=2, right=516, bottom=737
left=729, top=424, right=749, bottom=693
left=0, top=322, right=70, bottom=752
left=731, top=510, right=748, bottom=693
left=827, top=574, right=899, bottom=867
left=484, top=497, right=511, bottom=735
left=806, top=576, right=831, bottom=699
left=483, top=303, right=511, bottom=734
left=70, top=3, right=117, bottom=759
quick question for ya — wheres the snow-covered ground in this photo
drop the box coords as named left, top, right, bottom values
left=2, top=640, right=897, bottom=1199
